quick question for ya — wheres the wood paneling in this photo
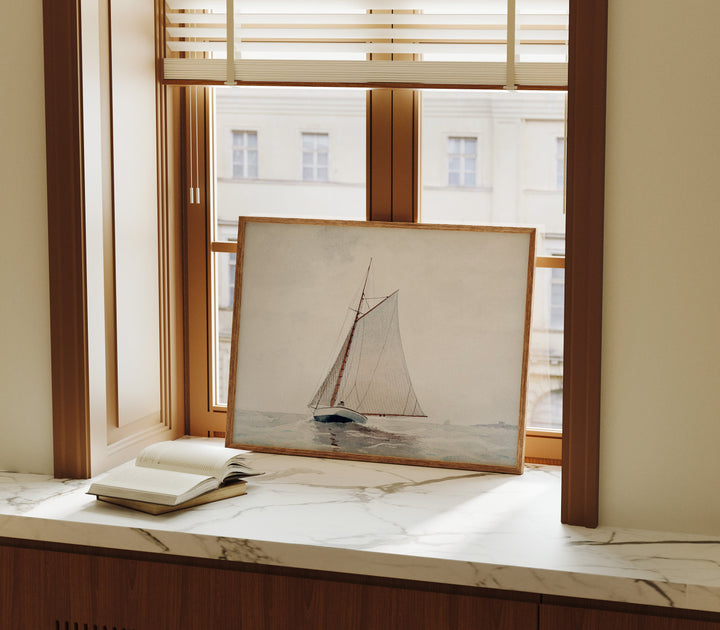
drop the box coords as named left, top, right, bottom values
left=562, top=0, right=609, bottom=527
left=6, top=541, right=720, bottom=630
left=368, top=89, right=418, bottom=223
left=43, top=0, right=91, bottom=479
left=541, top=604, right=720, bottom=630
left=0, top=544, right=537, bottom=630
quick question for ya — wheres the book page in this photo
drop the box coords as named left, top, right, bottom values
left=135, top=440, right=250, bottom=479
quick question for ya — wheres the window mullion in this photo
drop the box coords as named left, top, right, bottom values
left=367, top=9, right=418, bottom=223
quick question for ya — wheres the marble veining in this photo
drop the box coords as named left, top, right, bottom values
left=2, top=444, right=720, bottom=613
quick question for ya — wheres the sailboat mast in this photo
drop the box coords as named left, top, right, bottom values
left=330, top=260, right=372, bottom=407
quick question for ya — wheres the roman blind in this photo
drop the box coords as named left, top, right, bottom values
left=163, top=0, right=568, bottom=88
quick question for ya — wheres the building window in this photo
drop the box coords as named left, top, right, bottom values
left=447, top=136, right=477, bottom=187
left=556, top=137, right=565, bottom=190
left=232, top=130, right=258, bottom=179
left=302, top=132, right=329, bottom=181
left=227, top=253, right=236, bottom=307
left=550, top=268, right=565, bottom=330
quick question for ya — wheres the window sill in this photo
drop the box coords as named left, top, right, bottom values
left=1, top=439, right=718, bottom=613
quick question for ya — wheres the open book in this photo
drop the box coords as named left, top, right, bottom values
left=87, top=440, right=258, bottom=506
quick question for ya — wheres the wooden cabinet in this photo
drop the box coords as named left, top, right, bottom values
left=4, top=542, right=720, bottom=630
left=0, top=544, right=537, bottom=630
left=540, top=603, right=720, bottom=630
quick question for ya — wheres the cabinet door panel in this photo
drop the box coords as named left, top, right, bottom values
left=1, top=545, right=538, bottom=630
left=541, top=604, right=720, bottom=630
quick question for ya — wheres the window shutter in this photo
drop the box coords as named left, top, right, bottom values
left=163, top=0, right=567, bottom=88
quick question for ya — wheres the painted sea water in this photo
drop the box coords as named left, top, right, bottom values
left=232, top=410, right=520, bottom=467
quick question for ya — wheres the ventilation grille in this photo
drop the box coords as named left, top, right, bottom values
left=56, top=622, right=134, bottom=630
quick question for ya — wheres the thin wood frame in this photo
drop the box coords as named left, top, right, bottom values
left=226, top=217, right=535, bottom=473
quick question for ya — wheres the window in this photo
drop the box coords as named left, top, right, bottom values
left=232, top=131, right=258, bottom=179
left=550, top=268, right=565, bottom=330
left=47, top=0, right=608, bottom=525
left=556, top=137, right=565, bottom=190
left=211, top=87, right=366, bottom=403
left=530, top=389, right=563, bottom=431
left=212, top=90, right=568, bottom=445
left=302, top=133, right=329, bottom=182
left=447, top=137, right=477, bottom=187
left=175, top=3, right=571, bottom=451
left=228, top=253, right=236, bottom=306
left=421, top=91, right=566, bottom=438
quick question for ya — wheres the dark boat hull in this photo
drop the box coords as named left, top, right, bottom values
left=312, top=406, right=367, bottom=424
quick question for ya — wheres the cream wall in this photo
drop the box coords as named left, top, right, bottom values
left=0, top=0, right=54, bottom=473
left=600, top=0, right=720, bottom=533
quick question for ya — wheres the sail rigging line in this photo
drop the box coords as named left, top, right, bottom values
left=356, top=290, right=397, bottom=322
left=329, top=259, right=373, bottom=407
left=309, top=304, right=354, bottom=411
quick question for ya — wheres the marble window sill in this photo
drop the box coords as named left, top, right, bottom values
left=1, top=444, right=719, bottom=613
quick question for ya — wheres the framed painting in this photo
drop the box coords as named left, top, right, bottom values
left=226, top=218, right=535, bottom=473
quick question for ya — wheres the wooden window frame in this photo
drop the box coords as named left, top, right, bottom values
left=44, top=0, right=606, bottom=527
left=43, top=0, right=184, bottom=478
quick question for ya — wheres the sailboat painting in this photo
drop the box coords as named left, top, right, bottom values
left=227, top=217, right=536, bottom=473
left=309, top=260, right=426, bottom=425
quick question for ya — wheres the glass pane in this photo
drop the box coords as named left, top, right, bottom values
left=213, top=86, right=366, bottom=406
left=422, top=90, right=566, bottom=257
left=213, top=251, right=236, bottom=406
left=448, top=137, right=461, bottom=153
left=214, top=86, right=365, bottom=227
left=422, top=89, right=566, bottom=431
left=525, top=267, right=564, bottom=431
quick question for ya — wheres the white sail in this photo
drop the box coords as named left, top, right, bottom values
left=310, top=291, right=425, bottom=417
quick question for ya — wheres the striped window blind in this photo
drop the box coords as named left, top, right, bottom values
left=163, top=0, right=568, bottom=88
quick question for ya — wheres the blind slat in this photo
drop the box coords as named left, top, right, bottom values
left=163, top=58, right=567, bottom=86
left=163, top=0, right=568, bottom=88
